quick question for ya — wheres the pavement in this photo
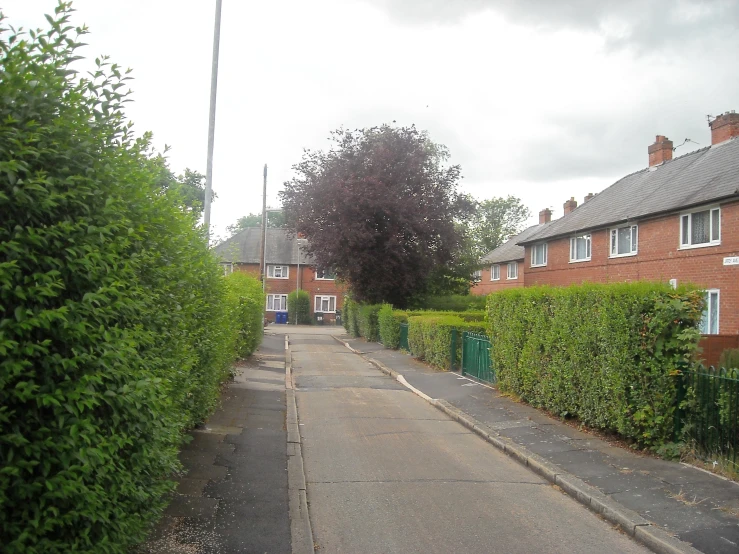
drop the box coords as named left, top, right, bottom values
left=336, top=334, right=739, bottom=554
left=136, top=333, right=292, bottom=554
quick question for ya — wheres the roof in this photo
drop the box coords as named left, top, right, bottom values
left=520, top=137, right=739, bottom=245
left=212, top=228, right=312, bottom=264
left=481, top=223, right=551, bottom=264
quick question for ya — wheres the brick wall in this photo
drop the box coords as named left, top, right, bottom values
left=471, top=261, right=525, bottom=296
left=233, top=263, right=346, bottom=323
left=524, top=200, right=739, bottom=334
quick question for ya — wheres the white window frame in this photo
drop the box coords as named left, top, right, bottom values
left=314, top=295, right=337, bottom=313
left=679, top=206, right=720, bottom=249
left=222, top=263, right=234, bottom=276
left=267, top=265, right=289, bottom=279
left=507, top=262, right=518, bottom=280
left=491, top=264, right=500, bottom=281
left=569, top=234, right=592, bottom=263
left=531, top=243, right=547, bottom=267
left=266, top=294, right=288, bottom=312
left=610, top=225, right=638, bottom=258
left=315, top=267, right=336, bottom=280
left=473, top=269, right=482, bottom=282
left=699, top=289, right=720, bottom=335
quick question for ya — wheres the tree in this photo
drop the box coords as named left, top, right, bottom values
left=156, top=166, right=212, bottom=217
left=468, top=196, right=530, bottom=260
left=226, top=210, right=285, bottom=236
left=280, top=125, right=474, bottom=307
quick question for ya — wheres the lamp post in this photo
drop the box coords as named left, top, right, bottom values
left=203, top=0, right=222, bottom=239
left=295, top=237, right=307, bottom=325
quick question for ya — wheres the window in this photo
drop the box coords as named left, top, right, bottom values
left=266, top=294, right=287, bottom=311
left=531, top=243, right=547, bottom=267
left=267, top=265, right=289, bottom=279
left=699, top=290, right=719, bottom=334
left=473, top=269, right=482, bottom=282
left=569, top=234, right=591, bottom=262
left=680, top=207, right=720, bottom=248
left=314, top=295, right=336, bottom=313
left=507, top=262, right=518, bottom=280
left=222, top=263, right=233, bottom=276
left=610, top=225, right=638, bottom=257
left=491, top=265, right=500, bottom=280
left=316, top=267, right=336, bottom=280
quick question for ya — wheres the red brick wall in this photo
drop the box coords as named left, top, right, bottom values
left=524, top=200, right=739, bottom=334
left=233, top=264, right=346, bottom=322
left=471, top=261, right=525, bottom=295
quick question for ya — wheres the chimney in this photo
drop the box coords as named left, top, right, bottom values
left=563, top=197, right=577, bottom=216
left=648, top=135, right=673, bottom=167
left=539, top=208, right=552, bottom=224
left=584, top=192, right=595, bottom=203
left=709, top=111, right=739, bottom=145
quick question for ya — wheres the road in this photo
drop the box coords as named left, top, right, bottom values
left=283, top=328, right=649, bottom=554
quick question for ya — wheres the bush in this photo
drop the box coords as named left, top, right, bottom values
left=416, top=294, right=487, bottom=312
left=288, top=290, right=311, bottom=325
left=378, top=305, right=408, bottom=349
left=718, top=348, right=739, bottom=370
left=226, top=273, right=265, bottom=358
left=407, top=315, right=485, bottom=370
left=487, top=283, right=703, bottom=447
left=0, top=8, right=249, bottom=552
left=343, top=297, right=360, bottom=337
left=357, top=304, right=382, bottom=342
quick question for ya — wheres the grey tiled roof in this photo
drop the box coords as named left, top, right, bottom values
left=212, top=228, right=312, bottom=264
left=481, top=223, right=551, bottom=264
left=519, top=138, right=739, bottom=245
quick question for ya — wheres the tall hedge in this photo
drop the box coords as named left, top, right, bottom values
left=407, top=315, right=486, bottom=370
left=343, top=296, right=360, bottom=337
left=0, top=7, right=254, bottom=552
left=487, top=283, right=703, bottom=446
left=357, top=303, right=382, bottom=342
left=378, top=304, right=408, bottom=349
left=288, top=289, right=311, bottom=325
left=226, top=273, right=266, bottom=358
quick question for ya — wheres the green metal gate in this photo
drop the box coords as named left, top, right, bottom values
left=461, top=331, right=495, bottom=384
left=399, top=323, right=409, bottom=352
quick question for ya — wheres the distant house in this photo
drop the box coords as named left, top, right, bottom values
left=213, top=228, right=345, bottom=324
left=471, top=217, right=552, bottom=295
left=516, top=111, right=739, bottom=344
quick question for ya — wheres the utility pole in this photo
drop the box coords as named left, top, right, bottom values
left=203, top=0, right=222, bottom=239
left=260, top=164, right=268, bottom=292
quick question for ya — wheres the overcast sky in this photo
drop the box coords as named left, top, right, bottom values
left=6, top=1, right=739, bottom=239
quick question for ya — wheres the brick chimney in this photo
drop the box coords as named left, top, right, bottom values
left=648, top=135, right=673, bottom=167
left=584, top=193, right=595, bottom=203
left=539, top=208, right=552, bottom=224
left=563, top=197, right=577, bottom=216
left=709, top=111, right=739, bottom=145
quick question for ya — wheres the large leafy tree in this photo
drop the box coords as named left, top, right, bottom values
left=156, top=166, right=212, bottom=217
left=468, top=196, right=530, bottom=259
left=280, top=125, right=474, bottom=306
left=226, top=210, right=286, bottom=237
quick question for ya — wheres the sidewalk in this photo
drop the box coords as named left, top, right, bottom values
left=339, top=336, right=739, bottom=554
left=137, top=334, right=291, bottom=554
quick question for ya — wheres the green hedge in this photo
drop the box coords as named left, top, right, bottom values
left=343, top=297, right=361, bottom=337
left=0, top=10, right=255, bottom=553
left=288, top=290, right=311, bottom=325
left=357, top=304, right=382, bottom=342
left=226, top=273, right=266, bottom=358
left=407, top=315, right=486, bottom=370
left=486, top=283, right=703, bottom=447
left=416, top=294, right=487, bottom=312
left=378, top=304, right=408, bottom=349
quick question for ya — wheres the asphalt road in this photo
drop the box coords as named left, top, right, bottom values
left=289, top=331, right=650, bottom=554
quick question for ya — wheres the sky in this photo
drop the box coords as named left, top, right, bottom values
left=5, top=0, right=739, bottom=240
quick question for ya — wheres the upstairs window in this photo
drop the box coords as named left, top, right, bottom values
left=681, top=207, right=720, bottom=248
left=610, top=225, right=638, bottom=257
left=699, top=290, right=719, bottom=335
left=267, top=265, right=289, bottom=279
left=507, top=262, right=518, bottom=280
left=316, top=267, right=336, bottom=280
left=531, top=244, right=547, bottom=267
left=569, top=234, right=591, bottom=262
left=491, top=264, right=500, bottom=280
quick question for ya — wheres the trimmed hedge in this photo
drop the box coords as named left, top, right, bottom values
left=378, top=304, right=408, bottom=349
left=226, top=273, right=266, bottom=358
left=0, top=10, right=261, bottom=553
left=357, top=304, right=382, bottom=342
left=343, top=296, right=361, bottom=337
left=486, top=283, right=703, bottom=447
left=288, top=290, right=311, bottom=325
left=407, top=315, right=486, bottom=370
left=417, top=294, right=487, bottom=312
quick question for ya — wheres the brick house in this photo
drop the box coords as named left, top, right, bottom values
left=471, top=216, right=552, bottom=295
left=213, top=228, right=345, bottom=324
left=516, top=112, right=739, bottom=345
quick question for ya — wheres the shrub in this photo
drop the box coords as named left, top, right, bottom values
left=487, top=283, right=703, bottom=447
left=378, top=305, right=408, bottom=349
left=406, top=315, right=485, bottom=370
left=718, top=348, right=739, bottom=370
left=288, top=290, right=311, bottom=325
left=0, top=8, right=247, bottom=552
left=417, top=294, right=487, bottom=312
left=343, top=297, right=361, bottom=337
left=357, top=304, right=382, bottom=342
left=226, top=273, right=265, bottom=358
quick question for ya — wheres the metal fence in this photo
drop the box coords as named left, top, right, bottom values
left=676, top=365, right=739, bottom=468
left=461, top=331, right=495, bottom=384
left=399, top=323, right=409, bottom=352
